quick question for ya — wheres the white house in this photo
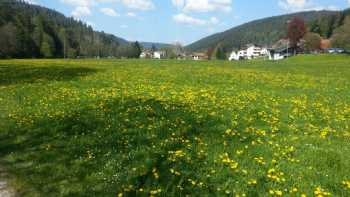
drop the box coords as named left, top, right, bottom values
left=192, top=53, right=208, bottom=60
left=228, top=50, right=247, bottom=61
left=140, top=51, right=150, bottom=58
left=246, top=44, right=268, bottom=59
left=267, top=47, right=294, bottom=61
left=268, top=50, right=285, bottom=61
left=153, top=51, right=166, bottom=59
left=229, top=44, right=268, bottom=61
left=140, top=52, right=146, bottom=58
left=260, top=48, right=269, bottom=56
left=238, top=50, right=247, bottom=58
left=228, top=51, right=238, bottom=61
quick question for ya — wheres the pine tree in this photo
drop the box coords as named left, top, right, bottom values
left=40, top=33, right=54, bottom=57
left=133, top=41, right=142, bottom=58
left=32, top=16, right=44, bottom=57
left=215, top=44, right=226, bottom=60
left=0, top=23, right=18, bottom=58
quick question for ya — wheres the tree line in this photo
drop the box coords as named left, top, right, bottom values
left=208, top=14, right=350, bottom=60
left=0, top=0, right=141, bottom=58
left=187, top=9, right=350, bottom=54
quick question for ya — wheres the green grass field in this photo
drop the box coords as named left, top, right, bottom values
left=0, top=55, right=349, bottom=196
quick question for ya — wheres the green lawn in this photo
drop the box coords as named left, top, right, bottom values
left=0, top=55, right=349, bottom=196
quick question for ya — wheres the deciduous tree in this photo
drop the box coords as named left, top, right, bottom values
left=331, top=16, right=350, bottom=51
left=287, top=17, right=306, bottom=49
left=304, top=32, right=321, bottom=52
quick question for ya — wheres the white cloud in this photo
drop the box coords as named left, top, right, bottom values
left=127, top=12, right=137, bottom=17
left=23, top=0, right=38, bottom=4
left=209, top=17, right=219, bottom=24
left=173, top=13, right=220, bottom=26
left=278, top=0, right=307, bottom=11
left=61, top=0, right=155, bottom=20
left=61, top=0, right=95, bottom=7
left=173, top=13, right=206, bottom=25
left=172, top=0, right=184, bottom=8
left=172, top=0, right=232, bottom=13
left=327, top=5, right=339, bottom=11
left=348, top=0, right=350, bottom=5
left=72, top=6, right=91, bottom=17
left=100, top=8, right=119, bottom=16
left=61, top=0, right=94, bottom=18
left=120, top=0, right=155, bottom=10
left=278, top=0, right=336, bottom=12
left=96, top=0, right=118, bottom=2
left=86, top=21, right=95, bottom=27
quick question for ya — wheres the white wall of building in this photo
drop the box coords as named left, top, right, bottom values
left=229, top=45, right=267, bottom=61
left=268, top=52, right=285, bottom=61
left=153, top=51, right=165, bottom=59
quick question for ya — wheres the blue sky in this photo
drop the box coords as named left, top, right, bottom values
left=26, top=0, right=350, bottom=45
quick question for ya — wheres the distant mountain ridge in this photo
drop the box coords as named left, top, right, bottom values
left=186, top=9, right=349, bottom=52
left=140, top=42, right=173, bottom=49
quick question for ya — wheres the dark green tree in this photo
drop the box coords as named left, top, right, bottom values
left=0, top=0, right=127, bottom=58
left=40, top=33, right=55, bottom=57
left=32, top=16, right=44, bottom=57
left=133, top=41, right=142, bottom=58
left=215, top=45, right=226, bottom=60
left=0, top=23, right=18, bottom=58
left=151, top=44, right=157, bottom=53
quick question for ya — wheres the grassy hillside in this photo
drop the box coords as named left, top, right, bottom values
left=186, top=10, right=346, bottom=52
left=0, top=56, right=350, bottom=196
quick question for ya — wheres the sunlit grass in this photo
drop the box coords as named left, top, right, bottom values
left=0, top=55, right=349, bottom=196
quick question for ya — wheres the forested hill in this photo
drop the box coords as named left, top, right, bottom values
left=186, top=10, right=349, bottom=52
left=0, top=0, right=132, bottom=58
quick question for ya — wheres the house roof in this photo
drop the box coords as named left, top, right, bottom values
left=192, top=52, right=207, bottom=56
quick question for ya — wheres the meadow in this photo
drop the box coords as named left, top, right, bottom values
left=0, top=55, right=349, bottom=196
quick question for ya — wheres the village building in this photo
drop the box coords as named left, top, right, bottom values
left=176, top=53, right=187, bottom=60
left=267, top=48, right=286, bottom=61
left=267, top=46, right=295, bottom=60
left=140, top=50, right=153, bottom=59
left=229, top=50, right=247, bottom=61
left=265, top=39, right=295, bottom=61
left=246, top=44, right=268, bottom=59
left=229, top=44, right=268, bottom=61
left=192, top=52, right=208, bottom=60
left=153, top=51, right=166, bottom=59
